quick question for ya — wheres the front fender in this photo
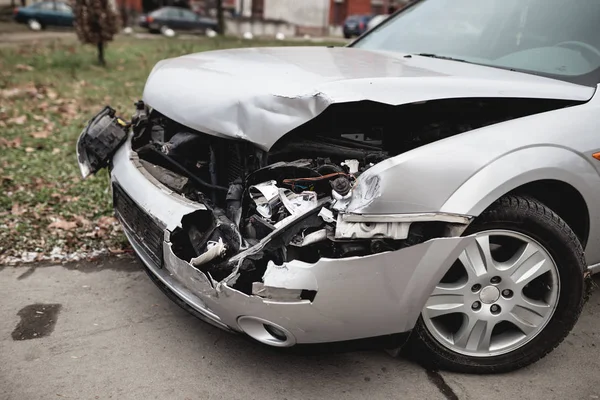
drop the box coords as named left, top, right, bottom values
left=440, top=145, right=600, bottom=216
left=440, top=146, right=600, bottom=264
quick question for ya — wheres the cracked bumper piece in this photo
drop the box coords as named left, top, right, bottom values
left=111, top=139, right=471, bottom=345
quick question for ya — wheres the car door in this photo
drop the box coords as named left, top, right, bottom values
left=55, top=2, right=74, bottom=27
left=35, top=1, right=58, bottom=26
left=169, top=8, right=188, bottom=31
left=179, top=9, right=200, bottom=31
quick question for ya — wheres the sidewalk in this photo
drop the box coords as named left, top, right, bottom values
left=1, top=258, right=600, bottom=400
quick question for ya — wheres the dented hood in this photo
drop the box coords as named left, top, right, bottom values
left=143, top=46, right=595, bottom=151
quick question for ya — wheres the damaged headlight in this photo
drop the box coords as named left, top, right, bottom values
left=76, top=106, right=129, bottom=178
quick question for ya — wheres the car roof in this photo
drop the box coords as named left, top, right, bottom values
left=32, top=0, right=68, bottom=6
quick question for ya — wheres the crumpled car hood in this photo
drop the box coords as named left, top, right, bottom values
left=143, top=46, right=595, bottom=151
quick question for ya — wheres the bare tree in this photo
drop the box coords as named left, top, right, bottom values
left=73, top=0, right=120, bottom=66
left=216, top=0, right=225, bottom=34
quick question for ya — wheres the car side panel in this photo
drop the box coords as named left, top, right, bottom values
left=345, top=86, right=600, bottom=263
left=440, top=146, right=600, bottom=264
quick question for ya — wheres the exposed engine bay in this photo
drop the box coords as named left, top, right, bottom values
left=125, top=98, right=575, bottom=297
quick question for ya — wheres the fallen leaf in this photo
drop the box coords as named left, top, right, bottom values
left=11, top=203, right=26, bottom=216
left=0, top=88, right=25, bottom=99
left=74, top=215, right=92, bottom=228
left=25, top=147, right=35, bottom=153
left=16, top=64, right=34, bottom=71
left=46, top=89, right=58, bottom=100
left=32, top=115, right=50, bottom=123
left=97, top=216, right=117, bottom=229
left=0, top=137, right=22, bottom=148
left=52, top=148, right=61, bottom=155
left=48, top=218, right=77, bottom=231
left=31, top=131, right=51, bottom=139
left=57, top=103, right=78, bottom=122
left=7, top=115, right=27, bottom=125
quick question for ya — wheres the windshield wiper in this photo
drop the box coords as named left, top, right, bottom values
left=414, top=53, right=469, bottom=63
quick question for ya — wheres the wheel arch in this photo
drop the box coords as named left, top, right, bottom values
left=440, top=146, right=600, bottom=263
left=508, top=180, right=590, bottom=248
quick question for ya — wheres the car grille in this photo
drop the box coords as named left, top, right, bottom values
left=113, top=182, right=164, bottom=268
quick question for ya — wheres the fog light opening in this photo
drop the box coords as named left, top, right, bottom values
left=264, top=324, right=287, bottom=341
left=237, top=316, right=296, bottom=347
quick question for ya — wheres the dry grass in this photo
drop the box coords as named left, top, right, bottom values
left=0, top=35, right=335, bottom=262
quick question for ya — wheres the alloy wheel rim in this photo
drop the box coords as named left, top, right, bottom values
left=422, top=230, right=560, bottom=357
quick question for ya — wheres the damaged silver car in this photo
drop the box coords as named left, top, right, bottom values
left=77, top=0, right=600, bottom=373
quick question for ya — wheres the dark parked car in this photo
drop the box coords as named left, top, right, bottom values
left=343, top=14, right=373, bottom=38
left=139, top=7, right=218, bottom=34
left=13, top=1, right=74, bottom=31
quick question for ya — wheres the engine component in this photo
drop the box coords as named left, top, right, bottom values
left=335, top=218, right=411, bottom=240
left=249, top=180, right=280, bottom=219
left=190, top=238, right=227, bottom=267
left=226, top=180, right=244, bottom=226
left=279, top=189, right=317, bottom=217
left=291, top=229, right=328, bottom=247
left=245, top=214, right=276, bottom=240
left=331, top=176, right=352, bottom=196
left=318, top=208, right=335, bottom=223
left=140, top=159, right=189, bottom=192
left=341, top=159, right=360, bottom=174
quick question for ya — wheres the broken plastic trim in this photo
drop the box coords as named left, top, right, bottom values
left=339, top=212, right=473, bottom=225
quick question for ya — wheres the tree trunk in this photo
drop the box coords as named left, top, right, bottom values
left=11, top=0, right=16, bottom=8
left=97, top=42, right=106, bottom=66
left=20, top=0, right=25, bottom=7
left=216, top=0, right=225, bottom=35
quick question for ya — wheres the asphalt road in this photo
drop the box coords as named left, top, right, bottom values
left=1, top=258, right=600, bottom=400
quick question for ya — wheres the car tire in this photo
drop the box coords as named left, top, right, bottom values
left=28, top=19, right=42, bottom=31
left=343, top=33, right=351, bottom=39
left=411, top=195, right=586, bottom=373
left=160, top=25, right=176, bottom=37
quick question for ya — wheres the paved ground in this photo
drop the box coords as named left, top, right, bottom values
left=1, top=258, right=600, bottom=400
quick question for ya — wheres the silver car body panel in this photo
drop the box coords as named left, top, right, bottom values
left=346, top=86, right=600, bottom=264
left=112, top=139, right=206, bottom=231
left=112, top=138, right=475, bottom=342
left=142, top=47, right=594, bottom=151
left=105, top=46, right=600, bottom=344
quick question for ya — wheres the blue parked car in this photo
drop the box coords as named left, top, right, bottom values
left=343, top=14, right=373, bottom=38
left=14, top=1, right=74, bottom=31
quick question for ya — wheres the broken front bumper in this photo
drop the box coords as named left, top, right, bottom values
left=110, top=136, right=472, bottom=346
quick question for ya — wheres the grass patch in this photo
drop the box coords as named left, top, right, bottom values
left=0, top=35, right=336, bottom=260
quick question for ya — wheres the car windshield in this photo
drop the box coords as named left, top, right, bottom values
left=352, top=0, right=600, bottom=86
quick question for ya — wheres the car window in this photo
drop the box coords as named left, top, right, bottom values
left=38, top=2, right=55, bottom=10
left=150, top=8, right=168, bottom=18
left=56, top=2, right=72, bottom=12
left=180, top=9, right=197, bottom=20
left=353, top=0, right=600, bottom=86
left=167, top=8, right=183, bottom=18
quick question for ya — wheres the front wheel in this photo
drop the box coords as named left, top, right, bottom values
left=412, top=195, right=586, bottom=373
left=28, top=19, right=42, bottom=31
